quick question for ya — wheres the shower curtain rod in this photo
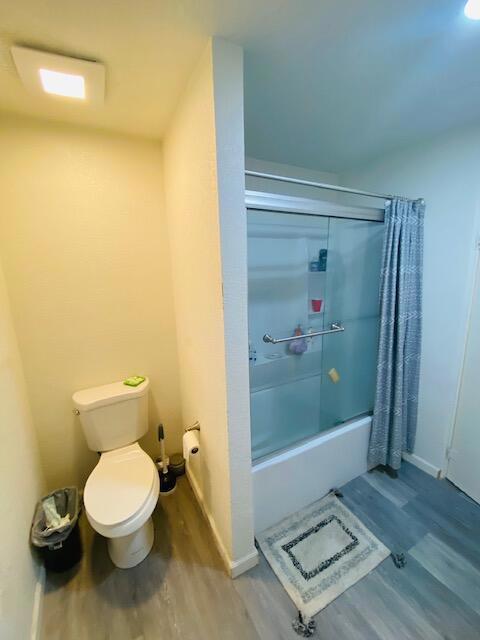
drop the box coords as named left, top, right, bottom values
left=245, top=170, right=423, bottom=203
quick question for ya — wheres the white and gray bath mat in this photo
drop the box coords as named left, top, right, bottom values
left=256, top=493, right=390, bottom=620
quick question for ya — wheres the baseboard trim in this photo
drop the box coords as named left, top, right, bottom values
left=30, top=564, right=45, bottom=640
left=186, top=468, right=258, bottom=578
left=402, top=452, right=441, bottom=479
left=186, top=468, right=231, bottom=572
left=230, top=549, right=259, bottom=578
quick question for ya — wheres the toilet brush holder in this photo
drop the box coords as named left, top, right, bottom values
left=157, top=424, right=176, bottom=495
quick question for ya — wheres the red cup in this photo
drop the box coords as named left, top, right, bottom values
left=311, top=299, right=323, bottom=313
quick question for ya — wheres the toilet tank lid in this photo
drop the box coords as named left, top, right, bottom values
left=72, top=377, right=149, bottom=411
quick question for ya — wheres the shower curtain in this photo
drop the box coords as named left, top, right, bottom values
left=368, top=197, right=425, bottom=472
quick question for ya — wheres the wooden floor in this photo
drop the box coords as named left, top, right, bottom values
left=41, top=463, right=480, bottom=639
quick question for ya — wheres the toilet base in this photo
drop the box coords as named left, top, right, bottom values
left=107, top=517, right=154, bottom=568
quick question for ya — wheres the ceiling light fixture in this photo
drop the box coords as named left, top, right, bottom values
left=11, top=46, right=105, bottom=104
left=39, top=69, right=86, bottom=99
left=464, top=0, right=480, bottom=20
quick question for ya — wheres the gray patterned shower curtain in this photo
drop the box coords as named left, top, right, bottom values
left=368, top=197, right=425, bottom=471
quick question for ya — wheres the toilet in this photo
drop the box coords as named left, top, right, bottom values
left=72, top=377, right=159, bottom=569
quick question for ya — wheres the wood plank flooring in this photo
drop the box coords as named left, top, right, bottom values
left=41, top=463, right=480, bottom=639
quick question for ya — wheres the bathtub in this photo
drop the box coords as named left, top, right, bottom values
left=251, top=415, right=371, bottom=532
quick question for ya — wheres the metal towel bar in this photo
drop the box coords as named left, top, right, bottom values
left=262, top=323, right=345, bottom=344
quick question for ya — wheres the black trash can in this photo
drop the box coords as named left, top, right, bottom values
left=31, top=487, right=83, bottom=572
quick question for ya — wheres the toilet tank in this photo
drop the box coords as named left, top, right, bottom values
left=72, top=378, right=149, bottom=452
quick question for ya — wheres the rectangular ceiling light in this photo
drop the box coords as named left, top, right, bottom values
left=11, top=46, right=105, bottom=104
left=39, top=69, right=86, bottom=99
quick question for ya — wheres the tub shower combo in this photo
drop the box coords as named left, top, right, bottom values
left=246, top=174, right=388, bottom=531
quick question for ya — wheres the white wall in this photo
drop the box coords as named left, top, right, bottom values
left=0, top=115, right=182, bottom=489
left=447, top=253, right=480, bottom=501
left=163, top=38, right=256, bottom=575
left=213, top=40, right=257, bottom=569
left=342, top=125, right=480, bottom=474
left=0, top=259, right=45, bottom=640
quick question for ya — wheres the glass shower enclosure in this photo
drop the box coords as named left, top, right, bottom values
left=248, top=207, right=384, bottom=461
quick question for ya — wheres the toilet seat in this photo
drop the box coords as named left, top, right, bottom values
left=84, top=443, right=159, bottom=539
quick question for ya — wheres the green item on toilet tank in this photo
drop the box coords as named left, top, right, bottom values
left=123, top=375, right=146, bottom=387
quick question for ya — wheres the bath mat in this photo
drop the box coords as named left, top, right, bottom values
left=256, top=493, right=390, bottom=620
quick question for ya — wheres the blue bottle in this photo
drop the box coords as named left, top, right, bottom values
left=318, top=249, right=327, bottom=271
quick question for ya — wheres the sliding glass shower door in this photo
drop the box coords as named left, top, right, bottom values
left=248, top=209, right=383, bottom=461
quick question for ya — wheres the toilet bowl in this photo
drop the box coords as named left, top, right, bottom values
left=73, top=377, right=159, bottom=569
left=84, top=443, right=159, bottom=568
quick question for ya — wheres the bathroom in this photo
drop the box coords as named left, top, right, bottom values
left=1, top=1, right=480, bottom=639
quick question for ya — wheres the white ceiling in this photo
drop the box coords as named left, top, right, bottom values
left=0, top=1, right=208, bottom=140
left=1, top=0, right=479, bottom=171
left=241, top=0, right=480, bottom=171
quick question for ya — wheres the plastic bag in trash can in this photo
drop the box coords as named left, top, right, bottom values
left=31, top=487, right=80, bottom=549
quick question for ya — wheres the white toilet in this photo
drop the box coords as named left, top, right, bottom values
left=72, top=377, right=159, bottom=569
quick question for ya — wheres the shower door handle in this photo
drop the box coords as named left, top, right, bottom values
left=262, top=323, right=345, bottom=344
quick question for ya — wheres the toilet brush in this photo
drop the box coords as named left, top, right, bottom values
left=157, top=424, right=177, bottom=495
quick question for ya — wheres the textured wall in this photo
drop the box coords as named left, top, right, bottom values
left=212, top=39, right=256, bottom=566
left=0, top=259, right=45, bottom=640
left=163, top=39, right=256, bottom=571
left=0, top=115, right=182, bottom=489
